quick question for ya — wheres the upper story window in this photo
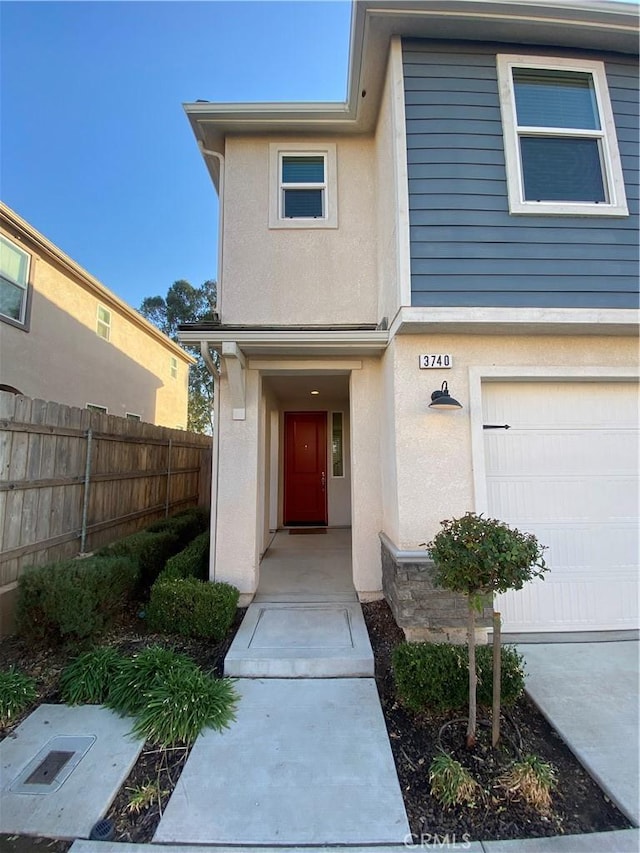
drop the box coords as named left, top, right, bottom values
left=96, top=305, right=111, bottom=340
left=497, top=55, right=628, bottom=216
left=170, top=356, right=178, bottom=379
left=0, top=234, right=30, bottom=327
left=281, top=155, right=326, bottom=218
left=269, top=142, right=338, bottom=229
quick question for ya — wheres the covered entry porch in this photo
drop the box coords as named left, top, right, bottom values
left=179, top=325, right=388, bottom=605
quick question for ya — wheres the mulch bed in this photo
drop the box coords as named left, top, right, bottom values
left=362, top=599, right=631, bottom=843
left=1, top=599, right=632, bottom=848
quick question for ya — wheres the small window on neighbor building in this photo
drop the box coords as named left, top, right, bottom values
left=96, top=305, right=111, bottom=340
left=126, top=413, right=141, bottom=421
left=0, top=234, right=30, bottom=326
left=331, top=412, right=344, bottom=478
left=87, top=403, right=107, bottom=414
left=170, top=356, right=178, bottom=379
left=497, top=55, right=628, bottom=216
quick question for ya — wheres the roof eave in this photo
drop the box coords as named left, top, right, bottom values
left=184, top=0, right=639, bottom=182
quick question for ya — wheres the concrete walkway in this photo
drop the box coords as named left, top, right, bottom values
left=155, top=529, right=408, bottom=845
left=519, top=641, right=639, bottom=827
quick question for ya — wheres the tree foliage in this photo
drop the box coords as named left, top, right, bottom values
left=140, top=280, right=217, bottom=433
left=427, top=512, right=547, bottom=748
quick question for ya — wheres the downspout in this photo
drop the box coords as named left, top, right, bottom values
left=197, top=142, right=225, bottom=583
left=197, top=142, right=225, bottom=317
left=201, top=341, right=221, bottom=582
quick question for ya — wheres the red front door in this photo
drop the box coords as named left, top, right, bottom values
left=284, top=412, right=327, bottom=525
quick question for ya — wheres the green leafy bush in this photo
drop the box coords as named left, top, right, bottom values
left=393, top=642, right=525, bottom=712
left=107, top=645, right=198, bottom=717
left=146, top=507, right=209, bottom=549
left=16, top=556, right=138, bottom=644
left=0, top=667, right=37, bottom=726
left=98, top=531, right=180, bottom=592
left=147, top=578, right=238, bottom=640
left=131, top=665, right=238, bottom=746
left=160, top=532, right=209, bottom=582
left=61, top=647, right=125, bottom=705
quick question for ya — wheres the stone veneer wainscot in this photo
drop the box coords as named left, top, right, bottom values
left=380, top=532, right=491, bottom=644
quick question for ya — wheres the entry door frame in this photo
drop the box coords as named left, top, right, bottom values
left=283, top=410, right=328, bottom=526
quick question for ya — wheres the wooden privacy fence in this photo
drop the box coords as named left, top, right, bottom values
left=0, top=392, right=212, bottom=589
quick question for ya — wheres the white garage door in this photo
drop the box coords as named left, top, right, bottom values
left=483, top=380, right=639, bottom=633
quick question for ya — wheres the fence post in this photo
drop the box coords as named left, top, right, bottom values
left=80, top=428, right=93, bottom=553
left=165, top=437, right=173, bottom=517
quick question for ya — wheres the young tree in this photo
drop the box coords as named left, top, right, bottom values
left=140, top=280, right=217, bottom=434
left=426, top=513, right=546, bottom=749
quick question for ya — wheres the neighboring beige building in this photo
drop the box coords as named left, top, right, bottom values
left=180, top=1, right=638, bottom=639
left=0, top=203, right=193, bottom=427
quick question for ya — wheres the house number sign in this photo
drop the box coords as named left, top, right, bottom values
left=419, top=354, right=452, bottom=369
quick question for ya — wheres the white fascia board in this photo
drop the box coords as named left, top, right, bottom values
left=389, top=306, right=640, bottom=337
left=178, top=328, right=389, bottom=356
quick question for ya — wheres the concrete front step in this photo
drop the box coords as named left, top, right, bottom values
left=224, top=601, right=374, bottom=678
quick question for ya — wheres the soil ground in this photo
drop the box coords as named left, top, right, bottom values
left=1, top=600, right=631, bottom=848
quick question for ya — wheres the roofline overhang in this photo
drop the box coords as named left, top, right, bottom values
left=185, top=0, right=639, bottom=190
left=1, top=202, right=196, bottom=365
left=178, top=327, right=389, bottom=357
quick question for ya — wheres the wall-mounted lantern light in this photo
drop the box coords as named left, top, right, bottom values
left=429, top=381, right=462, bottom=410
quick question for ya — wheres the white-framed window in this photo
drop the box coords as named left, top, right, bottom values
left=170, top=356, right=178, bottom=379
left=0, top=234, right=30, bottom=326
left=331, top=411, right=344, bottom=478
left=497, top=55, right=628, bottom=216
left=86, top=403, right=107, bottom=414
left=126, top=412, right=141, bottom=421
left=96, top=305, right=111, bottom=340
left=269, top=142, right=338, bottom=229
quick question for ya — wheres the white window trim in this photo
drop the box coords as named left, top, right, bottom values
left=126, top=412, right=141, bottom=421
left=86, top=403, right=107, bottom=414
left=269, top=142, right=338, bottom=229
left=0, top=234, right=30, bottom=326
left=96, top=304, right=111, bottom=340
left=330, top=410, right=345, bottom=479
left=170, top=356, right=178, bottom=379
left=497, top=54, right=628, bottom=217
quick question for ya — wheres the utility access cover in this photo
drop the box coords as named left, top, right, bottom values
left=10, top=735, right=95, bottom=795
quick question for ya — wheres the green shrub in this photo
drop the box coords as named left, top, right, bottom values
left=393, top=642, right=524, bottom=712
left=98, top=530, right=180, bottom=592
left=146, top=578, right=238, bottom=640
left=146, top=508, right=209, bottom=549
left=160, top=532, right=209, bottom=582
left=61, top=647, right=125, bottom=705
left=131, top=666, right=238, bottom=746
left=16, top=556, right=138, bottom=644
left=107, top=645, right=199, bottom=717
left=0, top=668, right=37, bottom=726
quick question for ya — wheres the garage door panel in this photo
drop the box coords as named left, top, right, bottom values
left=495, top=579, right=639, bottom=633
left=485, top=431, right=637, bottom=477
left=483, top=381, right=639, bottom=633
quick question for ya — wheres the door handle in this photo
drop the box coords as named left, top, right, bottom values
left=321, top=471, right=326, bottom=490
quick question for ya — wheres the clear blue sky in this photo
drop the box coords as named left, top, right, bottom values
left=1, top=0, right=351, bottom=310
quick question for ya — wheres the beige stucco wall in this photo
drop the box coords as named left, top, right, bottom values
left=0, top=226, right=190, bottom=427
left=221, top=135, right=378, bottom=326
left=375, top=37, right=409, bottom=326
left=386, top=333, right=639, bottom=549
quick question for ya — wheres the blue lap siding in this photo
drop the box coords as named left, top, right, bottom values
left=403, top=40, right=639, bottom=309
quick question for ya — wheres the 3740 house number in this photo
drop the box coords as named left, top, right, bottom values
left=419, top=354, right=452, bottom=369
